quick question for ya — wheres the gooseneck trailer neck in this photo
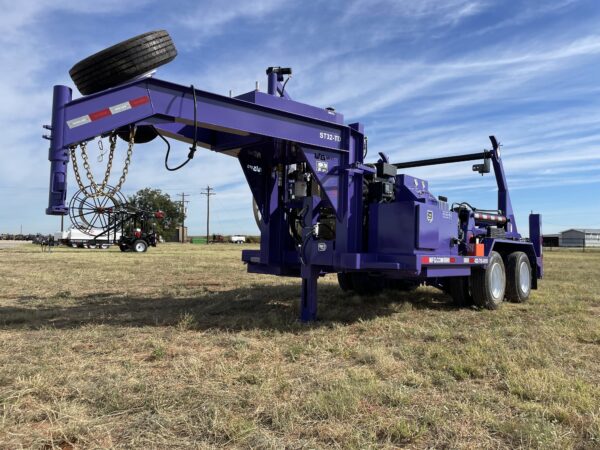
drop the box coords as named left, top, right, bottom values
left=46, top=33, right=542, bottom=321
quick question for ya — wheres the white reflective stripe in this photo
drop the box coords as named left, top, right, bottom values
left=429, top=257, right=450, bottom=264
left=462, top=257, right=489, bottom=264
left=67, top=115, right=91, bottom=129
left=109, top=102, right=132, bottom=114
left=66, top=97, right=144, bottom=129
left=474, top=212, right=507, bottom=222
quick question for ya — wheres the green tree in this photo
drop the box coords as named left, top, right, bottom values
left=128, top=188, right=184, bottom=238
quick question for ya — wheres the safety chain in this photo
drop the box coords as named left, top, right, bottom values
left=70, top=127, right=135, bottom=198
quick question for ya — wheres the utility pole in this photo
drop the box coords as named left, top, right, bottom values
left=201, top=186, right=216, bottom=244
left=178, top=193, right=190, bottom=243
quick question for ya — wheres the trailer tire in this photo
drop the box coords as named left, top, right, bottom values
left=505, top=252, right=531, bottom=303
left=132, top=239, right=148, bottom=253
left=447, top=277, right=472, bottom=307
left=337, top=273, right=353, bottom=292
left=471, top=251, right=505, bottom=309
left=69, top=30, right=177, bottom=95
left=119, top=243, right=129, bottom=252
left=116, top=125, right=158, bottom=144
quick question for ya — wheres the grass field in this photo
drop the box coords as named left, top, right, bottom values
left=0, top=244, right=599, bottom=449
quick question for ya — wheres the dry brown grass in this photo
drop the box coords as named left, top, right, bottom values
left=0, top=244, right=599, bottom=449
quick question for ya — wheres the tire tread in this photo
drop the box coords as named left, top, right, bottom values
left=505, top=251, right=530, bottom=303
left=69, top=30, right=177, bottom=95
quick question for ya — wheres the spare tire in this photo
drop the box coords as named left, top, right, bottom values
left=69, top=30, right=177, bottom=95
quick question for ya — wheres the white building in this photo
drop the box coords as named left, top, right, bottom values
left=559, top=229, right=600, bottom=248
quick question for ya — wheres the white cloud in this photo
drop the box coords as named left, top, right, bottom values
left=174, top=0, right=288, bottom=37
left=343, top=0, right=487, bottom=24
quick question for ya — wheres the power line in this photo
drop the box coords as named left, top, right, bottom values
left=178, top=192, right=190, bottom=243
left=200, top=186, right=216, bottom=244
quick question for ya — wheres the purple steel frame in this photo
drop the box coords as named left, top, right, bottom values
left=46, top=73, right=542, bottom=321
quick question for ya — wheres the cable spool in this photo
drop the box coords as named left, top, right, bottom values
left=68, top=185, right=126, bottom=234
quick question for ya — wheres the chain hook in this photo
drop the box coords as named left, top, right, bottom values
left=97, top=139, right=105, bottom=162
left=69, top=126, right=135, bottom=198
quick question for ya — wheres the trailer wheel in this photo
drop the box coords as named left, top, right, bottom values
left=447, top=277, right=472, bottom=307
left=132, top=240, right=148, bottom=253
left=69, top=30, right=177, bottom=95
left=471, top=251, right=505, bottom=309
left=119, top=243, right=129, bottom=252
left=337, top=273, right=353, bottom=292
left=505, top=252, right=531, bottom=303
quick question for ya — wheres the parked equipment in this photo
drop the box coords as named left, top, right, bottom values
left=45, top=31, right=542, bottom=321
left=65, top=183, right=162, bottom=252
left=115, top=209, right=162, bottom=253
left=55, top=227, right=119, bottom=249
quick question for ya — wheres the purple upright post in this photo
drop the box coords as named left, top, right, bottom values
left=529, top=213, right=543, bottom=277
left=46, top=85, right=72, bottom=215
left=300, top=265, right=319, bottom=322
left=267, top=72, right=278, bottom=96
left=491, top=149, right=518, bottom=236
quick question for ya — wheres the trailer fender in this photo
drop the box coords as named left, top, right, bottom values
left=486, top=240, right=539, bottom=289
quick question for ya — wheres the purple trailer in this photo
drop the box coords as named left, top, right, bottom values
left=45, top=31, right=542, bottom=321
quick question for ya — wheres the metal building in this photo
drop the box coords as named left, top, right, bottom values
left=559, top=229, right=600, bottom=247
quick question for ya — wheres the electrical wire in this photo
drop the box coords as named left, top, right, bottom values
left=280, top=75, right=291, bottom=97
left=160, top=84, right=199, bottom=172
left=158, top=126, right=188, bottom=171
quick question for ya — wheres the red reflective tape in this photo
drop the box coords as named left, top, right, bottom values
left=421, top=256, right=429, bottom=264
left=89, top=109, right=111, bottom=121
left=469, top=257, right=475, bottom=263
left=449, top=257, right=456, bottom=263
left=129, top=96, right=150, bottom=107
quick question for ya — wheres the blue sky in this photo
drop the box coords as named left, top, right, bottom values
left=0, top=0, right=599, bottom=235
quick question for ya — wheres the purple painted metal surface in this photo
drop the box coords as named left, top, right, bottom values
left=46, top=85, right=72, bottom=215
left=491, top=149, right=520, bottom=238
left=529, top=213, right=543, bottom=278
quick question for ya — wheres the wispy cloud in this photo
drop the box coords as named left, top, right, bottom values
left=174, top=0, right=288, bottom=40
left=343, top=0, right=487, bottom=25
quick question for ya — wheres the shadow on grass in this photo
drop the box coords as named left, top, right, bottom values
left=1, top=284, right=456, bottom=331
